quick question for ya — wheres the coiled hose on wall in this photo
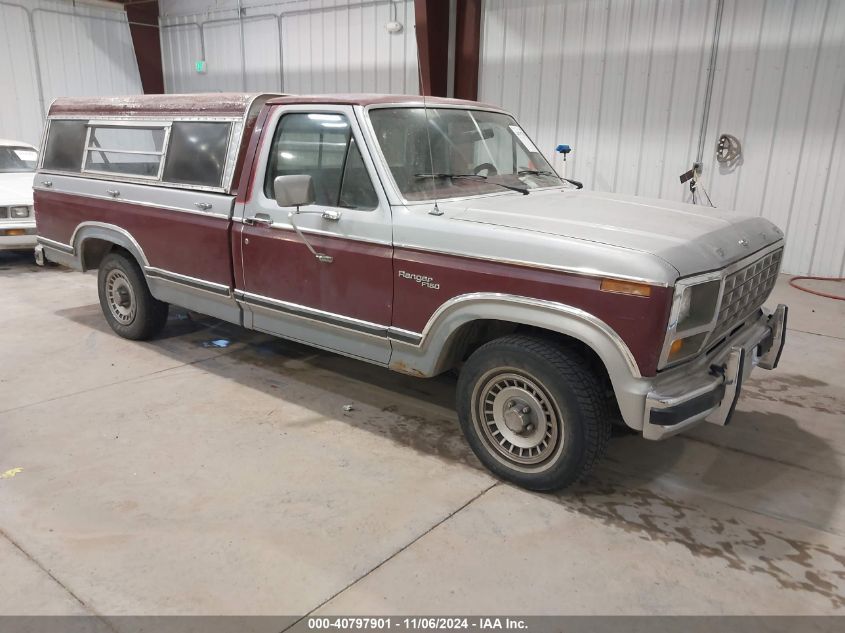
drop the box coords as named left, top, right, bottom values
left=789, top=276, right=845, bottom=301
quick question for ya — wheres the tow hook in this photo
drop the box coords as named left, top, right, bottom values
left=709, top=363, right=726, bottom=378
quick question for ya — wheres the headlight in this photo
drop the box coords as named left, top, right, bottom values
left=676, top=287, right=693, bottom=323
left=661, top=276, right=722, bottom=367
left=675, top=280, right=720, bottom=330
left=9, top=206, right=31, bottom=219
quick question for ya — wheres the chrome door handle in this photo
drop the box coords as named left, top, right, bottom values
left=195, top=202, right=212, bottom=211
left=298, top=208, right=342, bottom=221
left=41, top=180, right=53, bottom=188
left=244, top=213, right=273, bottom=227
left=106, top=189, right=120, bottom=198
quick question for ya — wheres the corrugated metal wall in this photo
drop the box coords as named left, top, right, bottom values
left=0, top=2, right=42, bottom=146
left=159, top=0, right=418, bottom=96
left=701, top=0, right=845, bottom=275
left=0, top=0, right=143, bottom=146
left=479, top=0, right=845, bottom=276
left=479, top=0, right=717, bottom=200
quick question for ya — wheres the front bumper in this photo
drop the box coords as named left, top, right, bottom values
left=642, top=304, right=788, bottom=440
left=0, top=224, right=37, bottom=251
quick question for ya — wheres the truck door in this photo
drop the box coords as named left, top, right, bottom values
left=235, top=104, right=393, bottom=364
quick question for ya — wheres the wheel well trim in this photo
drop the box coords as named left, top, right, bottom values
left=70, top=222, right=150, bottom=270
left=390, top=293, right=649, bottom=430
left=393, top=293, right=642, bottom=379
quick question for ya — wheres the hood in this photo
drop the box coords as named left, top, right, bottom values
left=0, top=172, right=35, bottom=206
left=451, top=189, right=783, bottom=276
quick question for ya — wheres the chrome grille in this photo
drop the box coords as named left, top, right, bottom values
left=712, top=248, right=782, bottom=339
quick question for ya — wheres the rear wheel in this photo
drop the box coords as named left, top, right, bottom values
left=97, top=251, right=168, bottom=340
left=457, top=335, right=611, bottom=491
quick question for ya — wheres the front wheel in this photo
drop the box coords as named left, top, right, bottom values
left=456, top=335, right=611, bottom=491
left=98, top=251, right=168, bottom=340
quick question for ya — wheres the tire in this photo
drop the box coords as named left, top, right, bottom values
left=97, top=251, right=168, bottom=340
left=456, top=334, right=611, bottom=491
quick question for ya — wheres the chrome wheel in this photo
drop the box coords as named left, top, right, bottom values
left=105, top=269, right=136, bottom=325
left=471, top=368, right=563, bottom=470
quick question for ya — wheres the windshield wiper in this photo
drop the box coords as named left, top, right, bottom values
left=518, top=169, right=583, bottom=189
left=517, top=169, right=555, bottom=176
left=415, top=173, right=529, bottom=195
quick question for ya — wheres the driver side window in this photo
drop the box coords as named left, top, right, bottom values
left=264, top=112, right=378, bottom=210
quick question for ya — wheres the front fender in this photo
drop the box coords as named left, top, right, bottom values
left=389, top=293, right=651, bottom=429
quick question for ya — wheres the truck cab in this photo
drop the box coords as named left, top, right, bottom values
left=33, top=93, right=788, bottom=491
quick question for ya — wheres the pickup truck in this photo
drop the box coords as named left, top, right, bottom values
left=33, top=93, right=788, bottom=491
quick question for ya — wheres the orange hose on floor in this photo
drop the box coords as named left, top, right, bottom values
left=788, top=276, right=845, bottom=301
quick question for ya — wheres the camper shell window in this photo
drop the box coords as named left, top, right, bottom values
left=163, top=121, right=232, bottom=188
left=84, top=124, right=168, bottom=179
left=42, top=120, right=87, bottom=173
left=42, top=117, right=235, bottom=190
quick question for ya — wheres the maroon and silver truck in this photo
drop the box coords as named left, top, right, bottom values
left=33, top=93, right=788, bottom=490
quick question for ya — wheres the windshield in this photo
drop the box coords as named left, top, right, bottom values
left=368, top=108, right=564, bottom=201
left=0, top=146, right=38, bottom=173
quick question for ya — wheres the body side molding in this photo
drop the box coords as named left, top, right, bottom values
left=145, top=267, right=231, bottom=296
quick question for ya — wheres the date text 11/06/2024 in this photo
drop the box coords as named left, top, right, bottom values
left=307, top=617, right=529, bottom=630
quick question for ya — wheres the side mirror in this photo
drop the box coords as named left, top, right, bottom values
left=274, top=175, right=315, bottom=208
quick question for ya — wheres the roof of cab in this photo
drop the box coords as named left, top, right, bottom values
left=265, top=93, right=502, bottom=110
left=47, top=93, right=502, bottom=118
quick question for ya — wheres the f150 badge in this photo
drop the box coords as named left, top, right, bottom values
left=398, top=270, right=440, bottom=290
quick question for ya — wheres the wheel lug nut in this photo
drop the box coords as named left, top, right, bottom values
left=521, top=406, right=530, bottom=414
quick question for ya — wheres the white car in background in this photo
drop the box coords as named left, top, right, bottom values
left=0, top=139, right=38, bottom=252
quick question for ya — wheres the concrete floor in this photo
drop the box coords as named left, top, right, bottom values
left=0, top=250, right=843, bottom=618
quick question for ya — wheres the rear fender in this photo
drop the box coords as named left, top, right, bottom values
left=72, top=222, right=149, bottom=271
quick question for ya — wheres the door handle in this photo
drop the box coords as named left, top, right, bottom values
left=297, top=208, right=342, bottom=221
left=244, top=213, right=273, bottom=227
left=106, top=189, right=120, bottom=198
left=195, top=202, right=213, bottom=211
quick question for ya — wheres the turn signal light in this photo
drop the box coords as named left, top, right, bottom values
left=667, top=332, right=708, bottom=363
left=1, top=229, right=26, bottom=237
left=600, top=278, right=652, bottom=297
left=670, top=338, right=684, bottom=356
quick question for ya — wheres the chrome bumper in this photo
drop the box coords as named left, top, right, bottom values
left=642, top=304, right=788, bottom=440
